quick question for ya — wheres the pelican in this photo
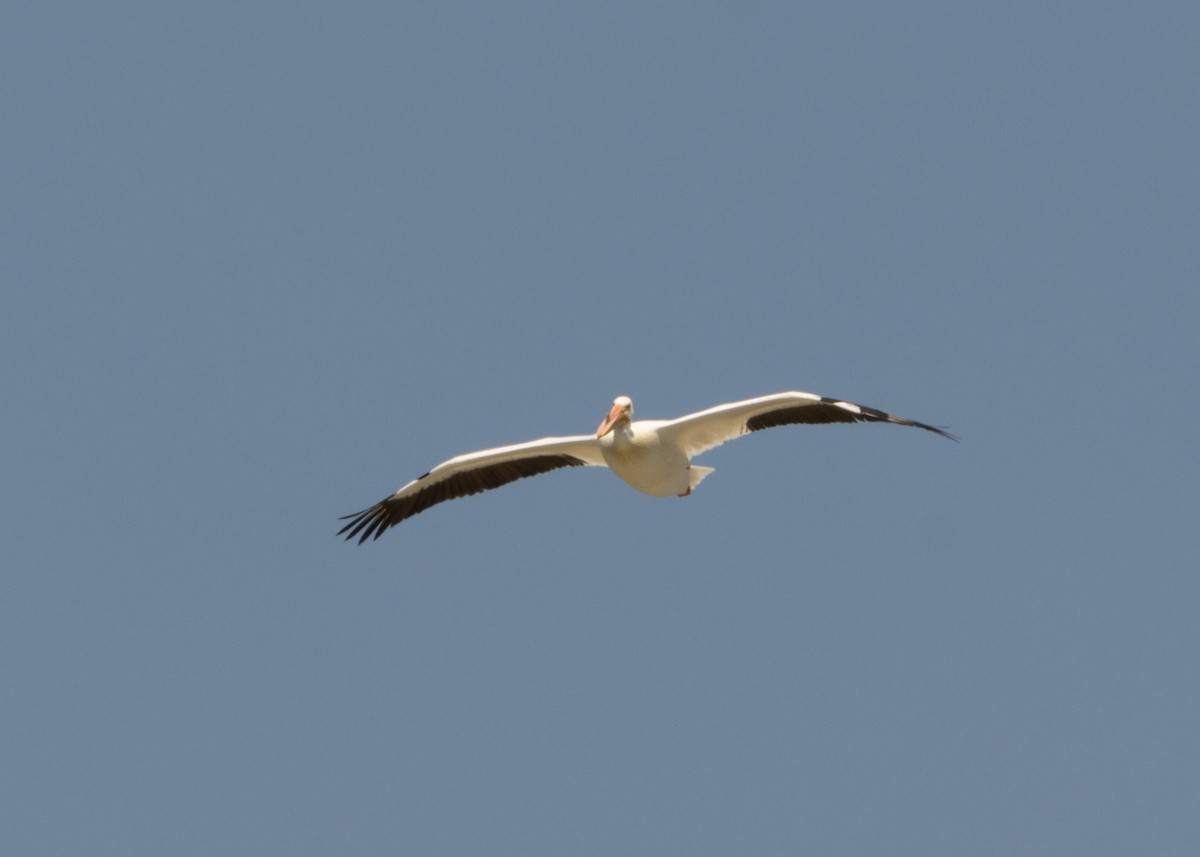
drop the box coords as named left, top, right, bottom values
left=338, top=391, right=954, bottom=542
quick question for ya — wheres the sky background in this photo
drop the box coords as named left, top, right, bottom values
left=4, top=1, right=1198, bottom=855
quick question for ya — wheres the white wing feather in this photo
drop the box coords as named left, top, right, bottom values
left=658, top=391, right=954, bottom=458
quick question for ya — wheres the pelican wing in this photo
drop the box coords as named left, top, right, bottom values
left=339, top=435, right=606, bottom=542
left=657, top=391, right=957, bottom=458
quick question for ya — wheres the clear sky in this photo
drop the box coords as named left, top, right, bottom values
left=4, top=2, right=1198, bottom=855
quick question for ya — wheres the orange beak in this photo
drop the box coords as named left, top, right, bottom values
left=596, top=403, right=628, bottom=438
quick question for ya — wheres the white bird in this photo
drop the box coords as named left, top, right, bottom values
left=339, top=391, right=955, bottom=542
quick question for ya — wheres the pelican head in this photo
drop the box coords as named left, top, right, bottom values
left=596, top=395, right=633, bottom=438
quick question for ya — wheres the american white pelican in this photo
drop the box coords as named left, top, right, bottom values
left=339, top=391, right=954, bottom=542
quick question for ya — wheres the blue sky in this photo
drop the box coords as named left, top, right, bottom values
left=4, top=2, right=1198, bottom=855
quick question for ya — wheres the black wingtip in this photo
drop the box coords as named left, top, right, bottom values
left=917, top=422, right=959, bottom=442
left=337, top=500, right=392, bottom=544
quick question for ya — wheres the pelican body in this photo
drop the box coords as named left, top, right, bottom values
left=339, top=391, right=955, bottom=542
left=595, top=396, right=711, bottom=497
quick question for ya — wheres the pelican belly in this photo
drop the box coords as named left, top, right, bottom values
left=599, top=421, right=691, bottom=497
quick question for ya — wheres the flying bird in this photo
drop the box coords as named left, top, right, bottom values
left=339, top=392, right=955, bottom=542
left=338, top=391, right=954, bottom=542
